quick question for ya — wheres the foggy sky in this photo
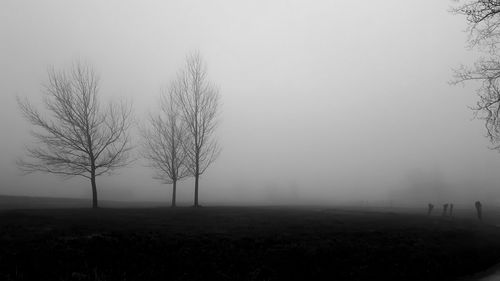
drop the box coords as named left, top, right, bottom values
left=1, top=0, right=497, bottom=206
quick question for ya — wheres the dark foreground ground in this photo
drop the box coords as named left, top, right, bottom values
left=1, top=206, right=499, bottom=281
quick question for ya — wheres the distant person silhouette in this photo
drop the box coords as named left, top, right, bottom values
left=449, top=203, right=454, bottom=217
left=427, top=203, right=434, bottom=216
left=442, top=204, right=448, bottom=217
left=475, top=201, right=482, bottom=221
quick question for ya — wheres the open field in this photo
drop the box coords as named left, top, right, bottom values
left=1, top=199, right=500, bottom=280
left=0, top=195, right=170, bottom=209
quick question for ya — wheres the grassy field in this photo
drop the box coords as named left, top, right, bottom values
left=0, top=203, right=500, bottom=280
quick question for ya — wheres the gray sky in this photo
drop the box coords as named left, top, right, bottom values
left=1, top=0, right=498, bottom=206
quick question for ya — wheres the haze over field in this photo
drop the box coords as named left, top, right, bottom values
left=1, top=0, right=497, bottom=206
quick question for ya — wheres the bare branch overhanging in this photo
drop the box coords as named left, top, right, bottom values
left=452, top=1, right=500, bottom=149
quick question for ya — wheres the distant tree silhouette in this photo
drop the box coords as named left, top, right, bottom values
left=452, top=1, right=500, bottom=150
left=173, top=52, right=220, bottom=207
left=17, top=61, right=133, bottom=208
left=442, top=204, right=449, bottom=217
left=141, top=86, right=189, bottom=207
left=427, top=203, right=434, bottom=215
left=475, top=201, right=483, bottom=221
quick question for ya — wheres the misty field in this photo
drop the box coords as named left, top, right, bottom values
left=1, top=204, right=500, bottom=281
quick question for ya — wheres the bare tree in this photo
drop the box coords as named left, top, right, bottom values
left=17, top=61, right=133, bottom=208
left=141, top=87, right=189, bottom=207
left=174, top=52, right=220, bottom=207
left=452, top=1, right=500, bottom=150
left=452, top=0, right=500, bottom=50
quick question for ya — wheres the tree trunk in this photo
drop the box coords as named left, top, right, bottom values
left=194, top=174, right=199, bottom=207
left=172, top=180, right=177, bottom=207
left=91, top=173, right=98, bottom=209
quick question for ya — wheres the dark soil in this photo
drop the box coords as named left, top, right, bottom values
left=0, top=207, right=498, bottom=280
